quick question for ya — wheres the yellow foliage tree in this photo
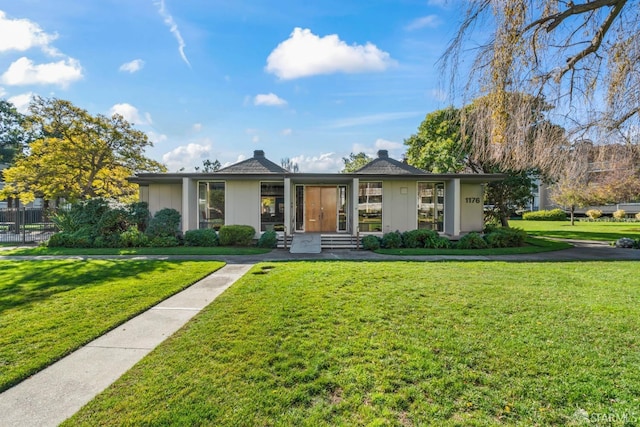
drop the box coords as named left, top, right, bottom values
left=1, top=97, right=165, bottom=204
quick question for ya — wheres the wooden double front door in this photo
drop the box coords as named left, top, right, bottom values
left=305, top=186, right=337, bottom=232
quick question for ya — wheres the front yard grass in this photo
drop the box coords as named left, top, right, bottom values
left=0, top=260, right=224, bottom=392
left=67, top=261, right=640, bottom=426
left=512, top=219, right=640, bottom=241
left=0, top=246, right=271, bottom=256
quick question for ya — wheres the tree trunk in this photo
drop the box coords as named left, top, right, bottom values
left=570, top=206, right=575, bottom=225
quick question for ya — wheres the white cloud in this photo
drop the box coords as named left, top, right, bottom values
left=7, top=92, right=34, bottom=114
left=1, top=57, right=83, bottom=88
left=109, top=103, right=152, bottom=125
left=290, top=152, right=343, bottom=173
left=119, top=59, right=145, bottom=73
left=0, top=11, right=59, bottom=55
left=153, top=0, right=190, bottom=67
left=146, top=131, right=167, bottom=144
left=405, top=15, right=441, bottom=31
left=192, top=123, right=202, bottom=132
left=266, top=28, right=396, bottom=80
left=0, top=87, right=6, bottom=98
left=352, top=138, right=404, bottom=159
left=162, top=142, right=211, bottom=171
left=254, top=93, right=287, bottom=107
left=281, top=128, right=292, bottom=136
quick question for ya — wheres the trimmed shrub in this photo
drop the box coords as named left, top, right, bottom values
left=522, top=209, right=567, bottom=221
left=484, top=227, right=527, bottom=248
left=149, top=236, right=180, bottom=247
left=402, top=229, right=438, bottom=248
left=456, top=232, right=488, bottom=249
left=47, top=229, right=93, bottom=248
left=97, top=208, right=131, bottom=238
left=361, top=235, right=381, bottom=251
left=428, top=236, right=452, bottom=249
left=613, top=209, right=626, bottom=219
left=218, top=225, right=255, bottom=246
left=146, top=208, right=181, bottom=239
left=381, top=231, right=403, bottom=249
left=184, top=228, right=219, bottom=247
left=586, top=209, right=603, bottom=219
left=120, top=226, right=149, bottom=247
left=128, top=202, right=151, bottom=231
left=257, top=230, right=278, bottom=248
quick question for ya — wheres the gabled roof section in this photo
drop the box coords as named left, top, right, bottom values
left=355, top=150, right=427, bottom=175
left=217, top=150, right=287, bottom=174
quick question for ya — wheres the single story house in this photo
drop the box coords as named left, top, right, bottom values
left=129, top=150, right=503, bottom=246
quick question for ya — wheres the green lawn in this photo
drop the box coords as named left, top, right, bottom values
left=512, top=219, right=640, bottom=241
left=0, top=260, right=224, bottom=392
left=0, top=246, right=272, bottom=256
left=66, top=261, right=640, bottom=426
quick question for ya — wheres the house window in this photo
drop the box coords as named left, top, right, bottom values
left=295, top=185, right=304, bottom=231
left=338, top=185, right=348, bottom=231
left=417, top=182, right=444, bottom=231
left=260, top=182, right=285, bottom=232
left=198, top=182, right=225, bottom=230
left=358, top=182, right=382, bottom=232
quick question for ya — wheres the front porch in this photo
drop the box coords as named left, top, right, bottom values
left=277, top=232, right=363, bottom=250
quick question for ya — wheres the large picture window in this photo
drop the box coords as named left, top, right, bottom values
left=358, top=182, right=382, bottom=232
left=260, top=182, right=285, bottom=231
left=418, top=182, right=444, bottom=231
left=198, top=182, right=225, bottom=230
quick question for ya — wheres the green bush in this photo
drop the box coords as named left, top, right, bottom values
left=381, top=231, right=403, bottom=248
left=97, top=208, right=131, bottom=238
left=484, top=227, right=527, bottom=248
left=586, top=209, right=603, bottom=219
left=47, top=229, right=93, bottom=248
left=361, top=235, right=381, bottom=251
left=218, top=225, right=256, bottom=246
left=402, top=229, right=438, bottom=248
left=146, top=208, right=181, bottom=239
left=613, top=209, right=626, bottom=219
left=120, top=226, right=150, bottom=247
left=93, top=234, right=122, bottom=248
left=522, top=209, right=567, bottom=221
left=149, top=236, right=180, bottom=247
left=184, top=229, right=219, bottom=247
left=456, top=232, right=488, bottom=249
left=429, top=236, right=452, bottom=249
left=128, top=202, right=151, bottom=231
left=257, top=230, right=278, bottom=248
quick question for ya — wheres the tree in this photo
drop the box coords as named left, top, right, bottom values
left=281, top=157, right=299, bottom=173
left=195, top=159, right=221, bottom=172
left=404, top=106, right=467, bottom=173
left=550, top=178, right=602, bottom=226
left=443, top=1, right=638, bottom=171
left=0, top=97, right=165, bottom=204
left=341, top=152, right=373, bottom=173
left=0, top=99, right=34, bottom=165
left=405, top=106, right=541, bottom=226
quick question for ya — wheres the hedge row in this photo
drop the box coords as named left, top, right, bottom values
left=362, top=227, right=527, bottom=251
left=522, top=209, right=567, bottom=221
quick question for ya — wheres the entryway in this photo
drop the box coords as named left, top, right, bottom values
left=304, top=186, right=337, bottom=233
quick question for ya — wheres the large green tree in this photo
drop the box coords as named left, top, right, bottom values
left=405, top=105, right=539, bottom=226
left=1, top=97, right=165, bottom=203
left=443, top=1, right=638, bottom=171
left=0, top=100, right=34, bottom=165
left=341, top=152, right=373, bottom=173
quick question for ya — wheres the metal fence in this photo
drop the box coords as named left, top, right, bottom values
left=0, top=208, right=58, bottom=244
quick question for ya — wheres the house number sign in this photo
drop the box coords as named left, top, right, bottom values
left=465, top=197, right=481, bottom=204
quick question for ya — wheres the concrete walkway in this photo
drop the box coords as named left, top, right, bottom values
left=0, top=263, right=253, bottom=427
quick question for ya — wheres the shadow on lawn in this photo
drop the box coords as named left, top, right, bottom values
left=0, top=260, right=182, bottom=315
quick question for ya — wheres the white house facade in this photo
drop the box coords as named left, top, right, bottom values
left=129, top=150, right=504, bottom=240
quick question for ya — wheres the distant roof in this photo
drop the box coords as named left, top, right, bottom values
left=354, top=150, right=427, bottom=175
left=217, top=150, right=288, bottom=174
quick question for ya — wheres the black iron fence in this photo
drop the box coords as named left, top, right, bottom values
left=0, top=208, right=58, bottom=244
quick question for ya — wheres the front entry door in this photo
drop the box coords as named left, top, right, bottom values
left=305, top=186, right=337, bottom=232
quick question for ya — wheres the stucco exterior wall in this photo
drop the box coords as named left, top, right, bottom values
left=460, top=183, right=484, bottom=233
left=381, top=180, right=418, bottom=233
left=225, top=180, right=260, bottom=234
left=147, top=183, right=182, bottom=217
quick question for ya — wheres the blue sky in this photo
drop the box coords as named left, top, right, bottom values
left=0, top=0, right=463, bottom=172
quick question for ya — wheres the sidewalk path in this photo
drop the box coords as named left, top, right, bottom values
left=0, top=263, right=254, bottom=427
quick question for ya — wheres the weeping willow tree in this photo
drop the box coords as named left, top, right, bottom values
left=443, top=0, right=639, bottom=178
